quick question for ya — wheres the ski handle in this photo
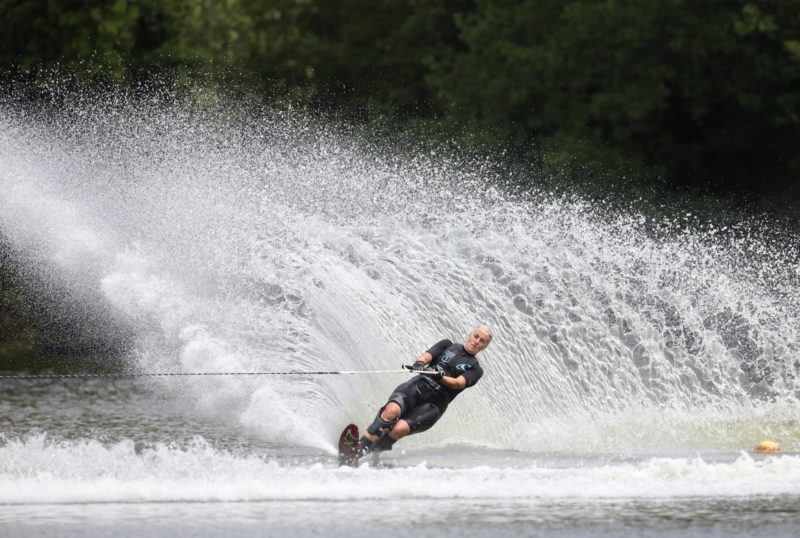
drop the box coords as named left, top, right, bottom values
left=402, top=364, right=442, bottom=377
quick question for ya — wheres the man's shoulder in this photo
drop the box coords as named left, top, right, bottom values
left=426, top=339, right=454, bottom=356
left=430, top=338, right=454, bottom=349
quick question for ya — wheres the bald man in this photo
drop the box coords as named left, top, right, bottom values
left=359, top=326, right=492, bottom=456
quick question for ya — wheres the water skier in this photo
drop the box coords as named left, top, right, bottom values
left=358, top=325, right=492, bottom=455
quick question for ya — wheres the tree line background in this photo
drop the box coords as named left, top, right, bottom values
left=2, top=0, right=800, bottom=364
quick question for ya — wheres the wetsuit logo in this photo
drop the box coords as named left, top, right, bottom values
left=456, top=364, right=472, bottom=371
left=439, top=350, right=456, bottom=363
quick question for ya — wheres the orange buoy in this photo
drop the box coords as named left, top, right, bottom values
left=753, top=440, right=780, bottom=453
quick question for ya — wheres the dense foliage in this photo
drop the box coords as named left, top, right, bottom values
left=2, top=0, right=799, bottom=209
left=2, top=1, right=800, bottom=360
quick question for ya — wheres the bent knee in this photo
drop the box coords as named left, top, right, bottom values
left=389, top=420, right=411, bottom=440
left=381, top=401, right=402, bottom=421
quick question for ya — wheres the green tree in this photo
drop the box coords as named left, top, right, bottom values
left=429, top=0, right=800, bottom=208
left=0, top=0, right=141, bottom=79
left=227, top=0, right=470, bottom=118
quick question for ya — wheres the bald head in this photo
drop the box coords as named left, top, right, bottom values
left=464, top=325, right=492, bottom=355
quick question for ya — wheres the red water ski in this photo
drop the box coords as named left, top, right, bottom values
left=338, top=423, right=361, bottom=466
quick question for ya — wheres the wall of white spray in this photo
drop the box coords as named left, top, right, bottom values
left=1, top=88, right=798, bottom=454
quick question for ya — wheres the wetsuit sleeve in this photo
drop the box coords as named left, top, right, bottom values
left=425, top=339, right=452, bottom=359
left=461, top=363, right=483, bottom=387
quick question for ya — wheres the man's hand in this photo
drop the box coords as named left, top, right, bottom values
left=411, top=361, right=427, bottom=371
left=426, top=368, right=443, bottom=379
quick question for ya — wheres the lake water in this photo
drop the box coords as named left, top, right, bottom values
left=2, top=378, right=799, bottom=537
left=1, top=85, right=799, bottom=537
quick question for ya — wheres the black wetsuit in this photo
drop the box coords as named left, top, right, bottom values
left=388, top=339, right=484, bottom=433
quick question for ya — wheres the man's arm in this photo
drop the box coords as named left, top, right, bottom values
left=408, top=352, right=433, bottom=371
left=438, top=375, right=467, bottom=390
left=415, top=351, right=433, bottom=365
left=438, top=365, right=481, bottom=390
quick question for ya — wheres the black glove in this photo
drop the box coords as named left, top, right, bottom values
left=411, top=361, right=426, bottom=371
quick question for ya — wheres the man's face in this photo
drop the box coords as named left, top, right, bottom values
left=464, top=327, right=492, bottom=355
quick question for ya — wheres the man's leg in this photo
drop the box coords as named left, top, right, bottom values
left=366, top=417, right=410, bottom=454
left=396, top=403, right=442, bottom=438
left=360, top=378, right=420, bottom=455
left=388, top=419, right=411, bottom=440
left=360, top=403, right=414, bottom=455
left=363, top=401, right=401, bottom=443
left=360, top=401, right=402, bottom=454
left=360, top=402, right=442, bottom=455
